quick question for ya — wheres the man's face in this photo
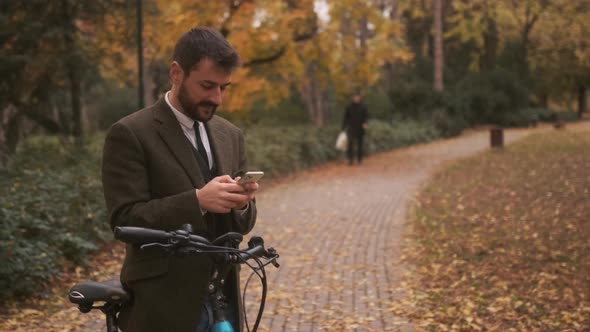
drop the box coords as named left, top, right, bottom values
left=176, top=58, right=232, bottom=122
left=353, top=95, right=361, bottom=103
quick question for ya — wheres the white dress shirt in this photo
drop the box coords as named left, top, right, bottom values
left=165, top=91, right=214, bottom=169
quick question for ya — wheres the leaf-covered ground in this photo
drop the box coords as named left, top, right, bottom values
left=0, top=242, right=124, bottom=331
left=2, top=124, right=587, bottom=332
left=399, top=128, right=590, bottom=331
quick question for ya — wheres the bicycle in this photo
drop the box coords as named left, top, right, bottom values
left=68, top=224, right=279, bottom=332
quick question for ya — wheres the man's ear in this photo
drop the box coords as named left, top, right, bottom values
left=170, top=61, right=184, bottom=85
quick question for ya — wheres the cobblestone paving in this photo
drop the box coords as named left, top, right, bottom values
left=239, top=127, right=542, bottom=332
left=73, top=126, right=551, bottom=331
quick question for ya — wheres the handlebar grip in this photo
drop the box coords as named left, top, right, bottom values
left=240, top=245, right=267, bottom=259
left=114, top=227, right=171, bottom=245
left=239, top=236, right=279, bottom=261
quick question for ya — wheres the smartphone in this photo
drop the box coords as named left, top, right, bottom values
left=237, top=171, right=264, bottom=185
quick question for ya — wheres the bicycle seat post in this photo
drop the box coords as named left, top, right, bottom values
left=103, top=303, right=121, bottom=332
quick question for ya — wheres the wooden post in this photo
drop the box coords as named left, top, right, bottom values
left=490, top=127, right=503, bottom=148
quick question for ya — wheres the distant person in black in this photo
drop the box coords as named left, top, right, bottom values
left=342, top=93, right=368, bottom=165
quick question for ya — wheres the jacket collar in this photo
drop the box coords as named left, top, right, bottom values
left=152, top=98, right=232, bottom=187
left=153, top=98, right=205, bottom=188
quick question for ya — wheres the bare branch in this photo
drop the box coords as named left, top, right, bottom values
left=243, top=47, right=287, bottom=67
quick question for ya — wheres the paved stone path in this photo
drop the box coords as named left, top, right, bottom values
left=242, top=126, right=540, bottom=332
left=65, top=125, right=553, bottom=331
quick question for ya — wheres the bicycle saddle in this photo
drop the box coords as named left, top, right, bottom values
left=69, top=279, right=130, bottom=308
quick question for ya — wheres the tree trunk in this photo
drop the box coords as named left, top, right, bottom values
left=433, top=0, right=444, bottom=92
left=62, top=0, right=82, bottom=137
left=313, top=86, right=326, bottom=127
left=520, top=27, right=531, bottom=78
left=538, top=92, right=549, bottom=108
left=0, top=107, right=7, bottom=169
left=579, top=84, right=587, bottom=119
left=300, top=61, right=329, bottom=128
left=0, top=105, right=19, bottom=169
left=480, top=16, right=498, bottom=72
left=358, top=15, right=370, bottom=89
left=516, top=2, right=541, bottom=79
left=144, top=62, right=156, bottom=106
left=340, top=8, right=355, bottom=93
left=5, top=112, right=22, bottom=156
left=67, top=64, right=82, bottom=137
left=382, top=0, right=398, bottom=91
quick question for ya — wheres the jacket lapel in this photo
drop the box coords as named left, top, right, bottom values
left=153, top=98, right=206, bottom=188
left=206, top=118, right=231, bottom=177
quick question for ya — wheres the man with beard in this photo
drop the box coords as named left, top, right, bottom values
left=101, top=27, right=258, bottom=332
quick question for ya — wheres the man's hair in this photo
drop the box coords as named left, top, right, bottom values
left=172, top=27, right=240, bottom=74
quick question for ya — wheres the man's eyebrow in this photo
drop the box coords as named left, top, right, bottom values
left=200, top=80, right=232, bottom=87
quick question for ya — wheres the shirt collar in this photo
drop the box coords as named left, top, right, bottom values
left=165, top=91, right=198, bottom=129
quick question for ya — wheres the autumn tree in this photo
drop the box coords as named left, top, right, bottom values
left=446, top=0, right=500, bottom=72
left=0, top=0, right=124, bottom=166
left=392, top=0, right=452, bottom=94
left=377, top=0, right=409, bottom=91
left=499, top=0, right=554, bottom=78
left=320, top=0, right=409, bottom=115
left=529, top=0, right=590, bottom=116
left=98, top=0, right=408, bottom=127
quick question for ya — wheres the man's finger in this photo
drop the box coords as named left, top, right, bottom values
left=210, top=201, right=233, bottom=213
left=216, top=175, right=236, bottom=183
left=243, top=182, right=259, bottom=192
left=223, top=192, right=250, bottom=204
left=222, top=183, right=246, bottom=193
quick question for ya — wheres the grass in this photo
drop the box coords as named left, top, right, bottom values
left=402, top=129, right=590, bottom=331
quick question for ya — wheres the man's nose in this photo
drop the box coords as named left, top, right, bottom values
left=209, top=87, right=223, bottom=105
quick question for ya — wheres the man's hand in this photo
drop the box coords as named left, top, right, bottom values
left=235, top=177, right=259, bottom=210
left=196, top=175, right=253, bottom=213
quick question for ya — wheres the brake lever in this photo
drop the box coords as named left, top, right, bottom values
left=270, top=257, right=280, bottom=268
left=267, top=247, right=280, bottom=268
left=140, top=243, right=174, bottom=250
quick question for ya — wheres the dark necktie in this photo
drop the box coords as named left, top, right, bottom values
left=194, top=122, right=210, bottom=170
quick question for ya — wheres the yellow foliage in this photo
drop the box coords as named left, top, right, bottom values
left=94, top=0, right=410, bottom=113
left=221, top=67, right=266, bottom=112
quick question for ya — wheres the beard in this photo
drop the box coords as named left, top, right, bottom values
left=178, top=83, right=218, bottom=122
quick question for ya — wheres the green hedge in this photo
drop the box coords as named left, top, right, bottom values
left=0, top=135, right=109, bottom=299
left=246, top=119, right=441, bottom=176
left=449, top=68, right=530, bottom=126
left=0, top=119, right=441, bottom=301
left=366, top=119, right=439, bottom=153
left=244, top=125, right=341, bottom=176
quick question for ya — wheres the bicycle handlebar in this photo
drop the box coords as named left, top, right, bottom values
left=114, top=226, right=211, bottom=246
left=107, top=225, right=278, bottom=332
left=113, top=226, right=278, bottom=262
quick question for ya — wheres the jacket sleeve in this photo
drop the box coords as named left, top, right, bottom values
left=231, top=130, right=257, bottom=234
left=102, top=122, right=206, bottom=232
